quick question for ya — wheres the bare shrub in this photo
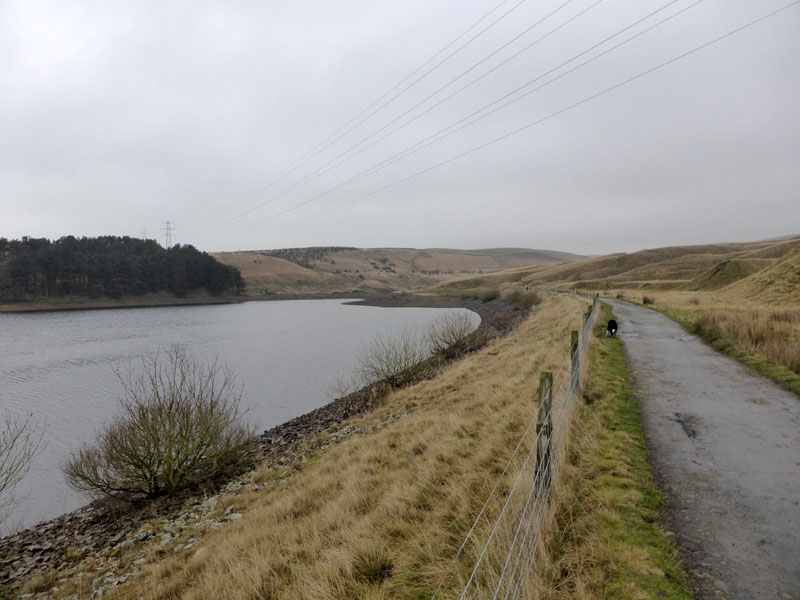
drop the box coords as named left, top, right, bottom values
left=504, top=289, right=523, bottom=304
left=62, top=346, right=253, bottom=500
left=1, top=411, right=44, bottom=523
left=427, top=312, right=478, bottom=358
left=519, top=291, right=542, bottom=308
left=327, top=372, right=363, bottom=401
left=642, top=295, right=655, bottom=305
left=486, top=312, right=517, bottom=332
left=480, top=288, right=500, bottom=302
left=358, top=328, right=430, bottom=387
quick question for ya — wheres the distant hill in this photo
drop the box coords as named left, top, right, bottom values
left=0, top=236, right=244, bottom=302
left=434, top=236, right=800, bottom=303
left=723, top=244, right=800, bottom=304
left=213, top=247, right=583, bottom=295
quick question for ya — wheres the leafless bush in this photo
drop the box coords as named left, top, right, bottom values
left=642, top=295, right=655, bottom=305
left=519, top=291, right=541, bottom=308
left=327, top=372, right=363, bottom=401
left=62, top=346, right=253, bottom=501
left=358, top=328, right=430, bottom=387
left=1, top=411, right=44, bottom=523
left=427, top=312, right=478, bottom=358
left=480, top=288, right=500, bottom=302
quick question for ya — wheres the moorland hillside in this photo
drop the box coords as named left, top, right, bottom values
left=435, top=236, right=800, bottom=303
left=213, top=246, right=583, bottom=295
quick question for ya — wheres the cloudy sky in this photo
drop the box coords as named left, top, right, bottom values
left=1, top=0, right=798, bottom=255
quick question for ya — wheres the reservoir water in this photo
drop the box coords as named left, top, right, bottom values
left=0, top=299, right=478, bottom=533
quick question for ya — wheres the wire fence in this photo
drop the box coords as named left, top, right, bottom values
left=432, top=293, right=599, bottom=600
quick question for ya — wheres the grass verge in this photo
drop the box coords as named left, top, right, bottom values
left=654, top=305, right=800, bottom=397
left=540, top=302, right=692, bottom=599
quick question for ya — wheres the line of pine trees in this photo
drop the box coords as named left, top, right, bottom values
left=0, top=236, right=244, bottom=301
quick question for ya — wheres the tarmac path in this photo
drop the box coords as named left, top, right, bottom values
left=605, top=300, right=800, bottom=600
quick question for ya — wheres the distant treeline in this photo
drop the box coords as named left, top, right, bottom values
left=0, top=236, right=244, bottom=301
left=261, top=246, right=357, bottom=269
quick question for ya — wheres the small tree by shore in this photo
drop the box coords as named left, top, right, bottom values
left=355, top=313, right=480, bottom=389
left=62, top=346, right=253, bottom=501
left=426, top=312, right=479, bottom=359
left=1, top=411, right=43, bottom=524
left=357, top=328, right=430, bottom=387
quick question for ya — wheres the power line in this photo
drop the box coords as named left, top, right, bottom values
left=246, top=0, right=696, bottom=226
left=332, top=0, right=672, bottom=174
left=227, top=0, right=586, bottom=224
left=312, top=0, right=695, bottom=202
left=213, top=0, right=531, bottom=220
left=264, top=0, right=800, bottom=229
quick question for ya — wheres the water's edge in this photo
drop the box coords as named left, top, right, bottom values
left=0, top=296, right=524, bottom=592
left=0, top=291, right=457, bottom=314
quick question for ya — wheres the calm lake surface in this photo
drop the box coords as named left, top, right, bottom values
left=0, top=299, right=477, bottom=533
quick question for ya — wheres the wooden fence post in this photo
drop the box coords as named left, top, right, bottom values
left=536, top=372, right=553, bottom=488
left=570, top=330, right=579, bottom=391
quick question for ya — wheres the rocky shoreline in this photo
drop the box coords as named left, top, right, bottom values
left=0, top=295, right=529, bottom=598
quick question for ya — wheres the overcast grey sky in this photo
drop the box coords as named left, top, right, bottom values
left=1, top=0, right=798, bottom=255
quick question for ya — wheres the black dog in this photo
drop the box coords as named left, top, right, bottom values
left=607, top=319, right=617, bottom=337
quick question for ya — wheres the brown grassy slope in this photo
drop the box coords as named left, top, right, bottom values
left=207, top=253, right=322, bottom=291
left=434, top=237, right=800, bottom=297
left=683, top=258, right=772, bottom=291
left=213, top=247, right=583, bottom=295
left=723, top=244, right=800, bottom=305
left=100, top=295, right=587, bottom=600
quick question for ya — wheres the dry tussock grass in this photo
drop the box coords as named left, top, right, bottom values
left=625, top=291, right=800, bottom=376
left=694, top=308, right=800, bottom=374
left=107, top=295, right=587, bottom=600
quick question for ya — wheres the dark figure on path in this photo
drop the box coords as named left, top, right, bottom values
left=607, top=319, right=617, bottom=337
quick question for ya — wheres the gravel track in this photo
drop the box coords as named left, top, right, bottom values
left=605, top=300, right=800, bottom=600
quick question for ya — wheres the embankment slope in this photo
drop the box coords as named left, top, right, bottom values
left=3, top=295, right=586, bottom=599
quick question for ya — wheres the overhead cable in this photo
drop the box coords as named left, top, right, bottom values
left=246, top=0, right=697, bottom=225
left=226, top=0, right=582, bottom=223
left=260, top=0, right=799, bottom=229
left=217, top=0, right=532, bottom=219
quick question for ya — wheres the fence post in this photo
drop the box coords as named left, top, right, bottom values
left=570, top=330, right=579, bottom=391
left=536, top=372, right=553, bottom=489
